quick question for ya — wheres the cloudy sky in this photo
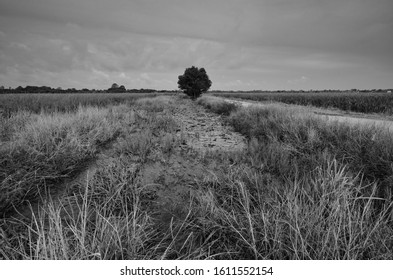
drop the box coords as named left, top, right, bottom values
left=0, top=0, right=392, bottom=90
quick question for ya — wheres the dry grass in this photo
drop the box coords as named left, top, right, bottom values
left=197, top=96, right=239, bottom=116
left=0, top=92, right=164, bottom=117
left=196, top=97, right=393, bottom=259
left=211, top=91, right=393, bottom=115
left=1, top=95, right=392, bottom=260
left=0, top=105, right=135, bottom=217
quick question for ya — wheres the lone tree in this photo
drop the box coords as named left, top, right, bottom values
left=178, top=66, right=212, bottom=99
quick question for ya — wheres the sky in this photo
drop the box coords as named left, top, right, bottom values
left=0, top=0, right=392, bottom=91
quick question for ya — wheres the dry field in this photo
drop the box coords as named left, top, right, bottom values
left=1, top=93, right=392, bottom=259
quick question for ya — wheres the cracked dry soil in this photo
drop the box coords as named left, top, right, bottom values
left=135, top=96, right=247, bottom=231
left=172, top=97, right=246, bottom=153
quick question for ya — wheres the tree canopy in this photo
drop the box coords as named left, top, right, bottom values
left=178, top=66, right=212, bottom=99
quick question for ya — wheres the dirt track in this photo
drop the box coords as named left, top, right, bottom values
left=137, top=96, right=247, bottom=230
left=172, top=97, right=246, bottom=153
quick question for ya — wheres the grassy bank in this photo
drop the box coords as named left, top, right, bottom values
left=211, top=91, right=393, bottom=115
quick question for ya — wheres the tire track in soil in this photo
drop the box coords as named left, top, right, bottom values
left=7, top=135, right=122, bottom=222
left=6, top=109, right=142, bottom=221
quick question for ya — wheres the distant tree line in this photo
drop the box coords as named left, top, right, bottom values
left=210, top=89, right=393, bottom=93
left=0, top=84, right=178, bottom=94
left=0, top=84, right=391, bottom=94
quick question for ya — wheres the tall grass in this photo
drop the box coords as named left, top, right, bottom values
left=0, top=92, right=164, bottom=117
left=0, top=156, right=153, bottom=260
left=197, top=96, right=238, bottom=116
left=227, top=104, right=393, bottom=197
left=195, top=98, right=393, bottom=259
left=1, top=96, right=392, bottom=259
left=211, top=91, right=393, bottom=115
left=0, top=96, right=199, bottom=260
left=0, top=105, right=136, bottom=217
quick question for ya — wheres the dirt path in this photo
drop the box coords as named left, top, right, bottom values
left=136, top=96, right=247, bottom=234
left=220, top=97, right=393, bottom=133
left=172, top=97, right=246, bottom=153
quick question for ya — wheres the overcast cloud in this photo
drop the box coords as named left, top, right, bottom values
left=0, top=0, right=392, bottom=90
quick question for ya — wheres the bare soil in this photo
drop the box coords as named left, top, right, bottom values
left=174, top=99, right=245, bottom=150
left=137, top=96, right=246, bottom=230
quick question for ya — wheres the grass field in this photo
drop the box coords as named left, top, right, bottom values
left=1, top=93, right=392, bottom=259
left=0, top=92, right=163, bottom=117
left=211, top=91, right=393, bottom=115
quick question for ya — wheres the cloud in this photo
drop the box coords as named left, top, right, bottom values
left=288, top=76, right=309, bottom=84
left=0, top=0, right=392, bottom=90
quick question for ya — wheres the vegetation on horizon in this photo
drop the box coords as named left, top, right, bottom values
left=0, top=92, right=170, bottom=117
left=0, top=84, right=176, bottom=94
